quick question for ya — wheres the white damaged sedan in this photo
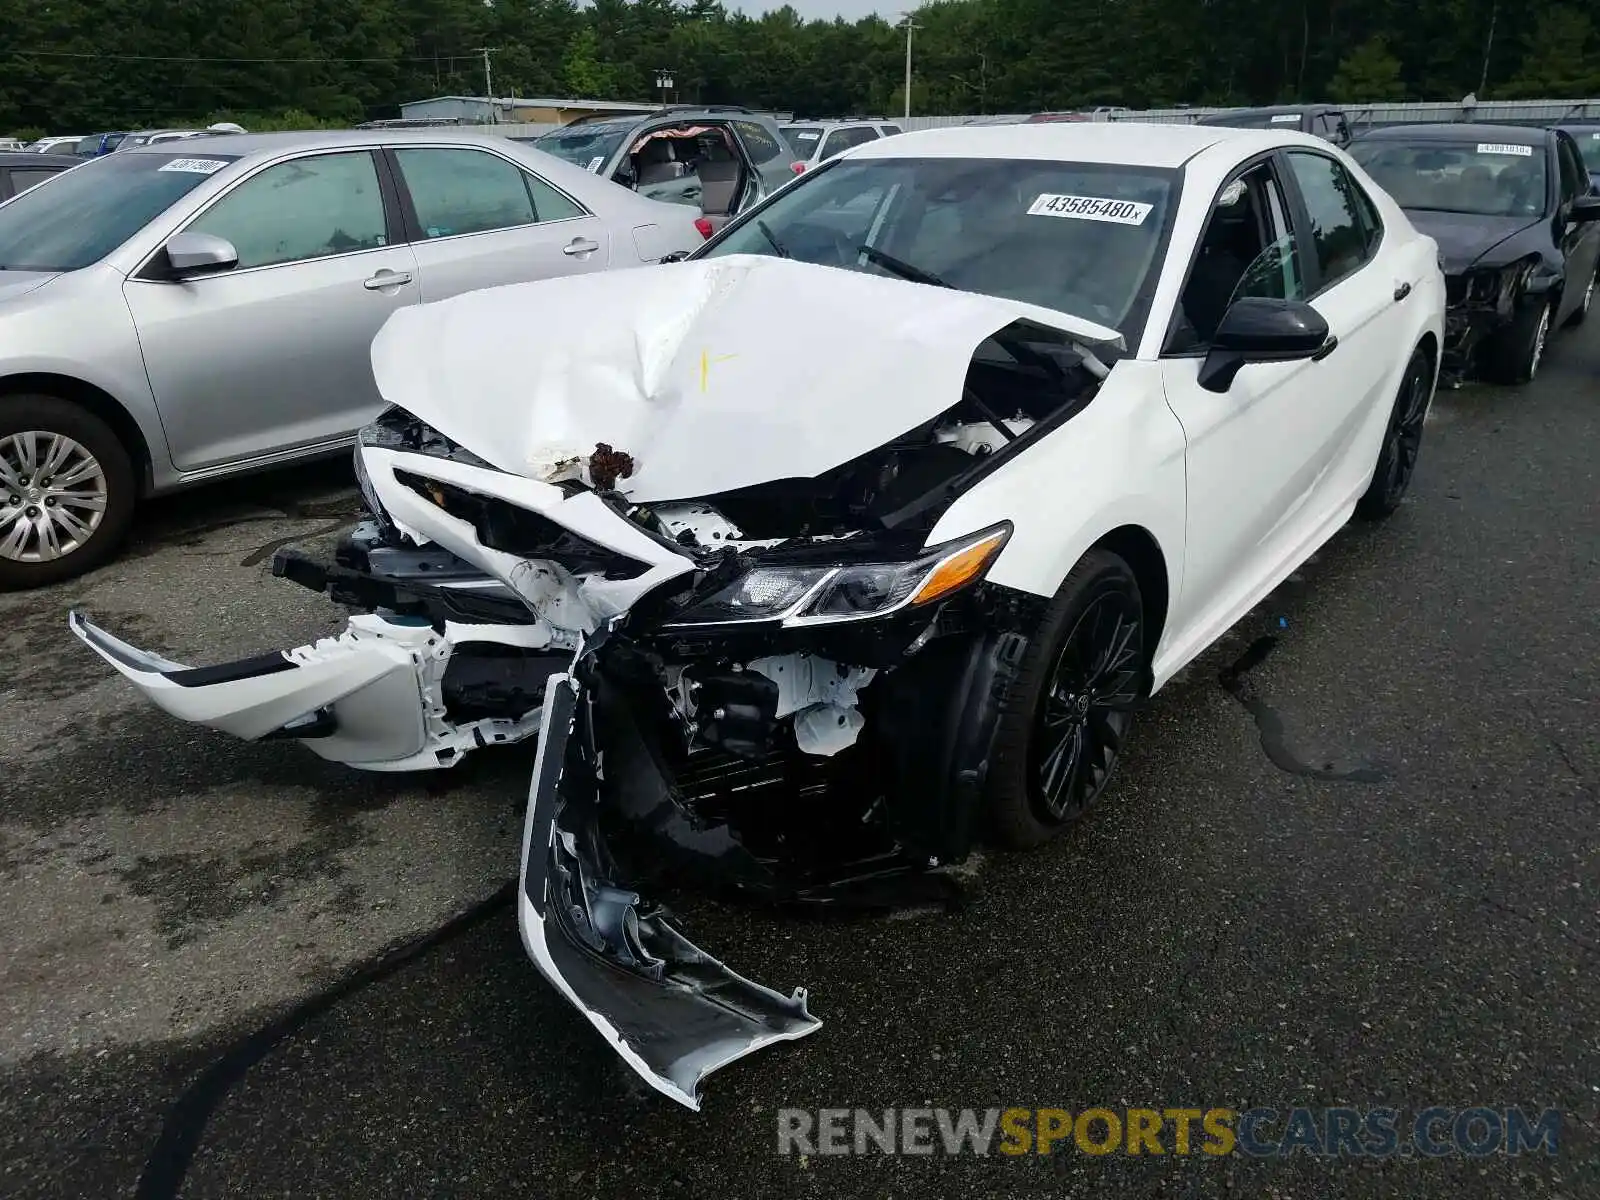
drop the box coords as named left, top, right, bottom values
left=72, top=123, right=1446, bottom=1108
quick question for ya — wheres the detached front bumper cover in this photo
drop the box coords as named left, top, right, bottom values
left=520, top=667, right=821, bottom=1109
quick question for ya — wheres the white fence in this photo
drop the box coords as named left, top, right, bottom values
left=899, top=98, right=1600, bottom=131
left=473, top=98, right=1600, bottom=144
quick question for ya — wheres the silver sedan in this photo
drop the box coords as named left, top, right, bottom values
left=0, top=129, right=703, bottom=588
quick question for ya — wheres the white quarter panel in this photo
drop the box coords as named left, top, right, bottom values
left=925, top=360, right=1188, bottom=666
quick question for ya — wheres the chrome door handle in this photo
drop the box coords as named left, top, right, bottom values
left=562, top=238, right=600, bottom=256
left=363, top=270, right=413, bottom=290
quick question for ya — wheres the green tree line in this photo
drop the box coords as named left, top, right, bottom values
left=2, top=0, right=1598, bottom=137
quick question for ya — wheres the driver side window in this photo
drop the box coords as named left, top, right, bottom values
left=1168, top=162, right=1305, bottom=353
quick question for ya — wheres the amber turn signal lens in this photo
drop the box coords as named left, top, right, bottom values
left=908, top=528, right=1010, bottom=607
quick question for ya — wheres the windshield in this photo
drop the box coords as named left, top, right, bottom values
left=535, top=121, right=636, bottom=172
left=1350, top=138, right=1547, bottom=217
left=0, top=152, right=240, bottom=272
left=1202, top=111, right=1301, bottom=129
left=701, top=156, right=1178, bottom=337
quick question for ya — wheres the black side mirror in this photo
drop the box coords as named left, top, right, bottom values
left=1569, top=194, right=1600, bottom=222
left=1198, top=296, right=1333, bottom=393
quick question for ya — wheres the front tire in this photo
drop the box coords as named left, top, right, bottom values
left=1481, top=296, right=1552, bottom=384
left=0, top=396, right=136, bottom=591
left=1355, top=345, right=1433, bottom=521
left=986, top=549, right=1146, bottom=849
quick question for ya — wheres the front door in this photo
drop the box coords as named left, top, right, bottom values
left=386, top=145, right=611, bottom=302
left=1159, top=159, right=1345, bottom=644
left=124, top=149, right=418, bottom=472
left=1554, top=133, right=1600, bottom=323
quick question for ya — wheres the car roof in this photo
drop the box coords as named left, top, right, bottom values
left=1359, top=122, right=1551, bottom=143
left=114, top=127, right=566, bottom=159
left=0, top=151, right=80, bottom=167
left=1199, top=104, right=1331, bottom=119
left=846, top=120, right=1247, bottom=168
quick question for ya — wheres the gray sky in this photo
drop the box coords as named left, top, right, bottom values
left=726, top=0, right=892, bottom=20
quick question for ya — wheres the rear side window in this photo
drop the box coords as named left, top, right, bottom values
left=1350, top=174, right=1384, bottom=254
left=394, top=147, right=573, bottom=239
left=819, top=127, right=879, bottom=161
left=732, top=120, right=784, bottom=165
left=783, top=127, right=824, bottom=158
left=187, top=151, right=389, bottom=268
left=1555, top=135, right=1586, bottom=203
left=8, top=168, right=63, bottom=195
left=1284, top=151, right=1374, bottom=292
left=880, top=125, right=904, bottom=137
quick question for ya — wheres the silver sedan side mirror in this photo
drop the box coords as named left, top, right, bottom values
left=164, top=232, right=239, bottom=279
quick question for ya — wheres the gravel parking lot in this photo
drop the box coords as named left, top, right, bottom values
left=2, top=328, right=1597, bottom=1198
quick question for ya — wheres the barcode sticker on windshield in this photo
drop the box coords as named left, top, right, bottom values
left=586, top=156, right=604, bottom=172
left=158, top=157, right=229, bottom=174
left=1477, top=143, right=1533, bottom=157
left=1271, top=114, right=1301, bottom=123
left=1028, top=194, right=1153, bottom=225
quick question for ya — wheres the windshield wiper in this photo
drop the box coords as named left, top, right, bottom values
left=855, top=243, right=950, bottom=288
left=755, top=219, right=791, bottom=259
left=858, top=243, right=1073, bottom=386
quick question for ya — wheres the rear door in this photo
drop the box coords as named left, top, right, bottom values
left=385, top=144, right=610, bottom=301
left=729, top=118, right=792, bottom=203
left=1279, top=148, right=1412, bottom=496
left=123, top=148, right=420, bottom=472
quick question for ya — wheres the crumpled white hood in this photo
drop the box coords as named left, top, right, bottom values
left=370, top=254, right=1122, bottom=501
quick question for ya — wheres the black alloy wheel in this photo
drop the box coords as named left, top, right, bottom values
left=1034, top=589, right=1142, bottom=822
left=987, top=549, right=1147, bottom=849
left=1356, top=345, right=1433, bottom=520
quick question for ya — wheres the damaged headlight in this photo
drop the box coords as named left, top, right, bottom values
left=663, top=523, right=1011, bottom=629
left=358, top=405, right=499, bottom=471
left=1461, top=258, right=1536, bottom=308
left=352, top=442, right=383, bottom=518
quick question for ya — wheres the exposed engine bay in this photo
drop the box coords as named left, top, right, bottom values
left=70, top=254, right=1126, bottom=1110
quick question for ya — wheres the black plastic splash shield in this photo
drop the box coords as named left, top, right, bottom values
left=515, top=671, right=821, bottom=1110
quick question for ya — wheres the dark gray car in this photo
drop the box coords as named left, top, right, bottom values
left=0, top=152, right=78, bottom=201
left=1197, top=104, right=1353, bottom=147
left=531, top=106, right=797, bottom=233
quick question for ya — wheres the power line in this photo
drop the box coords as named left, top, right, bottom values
left=3, top=49, right=461, bottom=64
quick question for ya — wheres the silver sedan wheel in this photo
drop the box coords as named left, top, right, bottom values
left=0, top=430, right=109, bottom=563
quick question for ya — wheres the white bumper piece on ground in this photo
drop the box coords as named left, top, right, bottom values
left=68, top=610, right=548, bottom=771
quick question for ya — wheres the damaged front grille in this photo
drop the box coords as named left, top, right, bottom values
left=670, top=745, right=835, bottom=813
